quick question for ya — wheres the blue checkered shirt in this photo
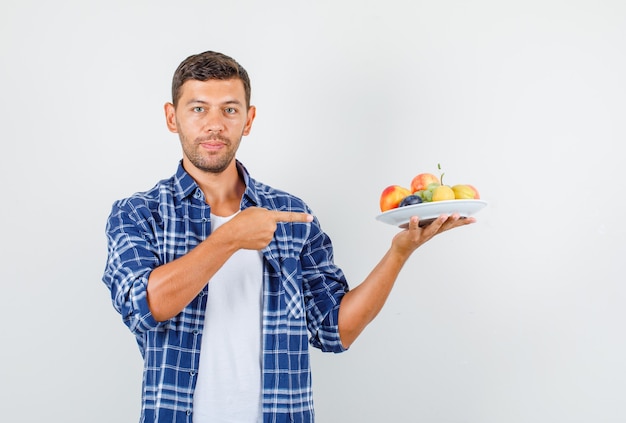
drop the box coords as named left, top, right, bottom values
left=103, top=161, right=349, bottom=422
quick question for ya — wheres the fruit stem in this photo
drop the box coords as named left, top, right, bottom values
left=438, top=163, right=445, bottom=185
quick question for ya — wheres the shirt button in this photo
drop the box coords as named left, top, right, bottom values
left=190, top=370, right=196, bottom=376
left=192, top=329, right=199, bottom=335
left=186, top=409, right=192, bottom=416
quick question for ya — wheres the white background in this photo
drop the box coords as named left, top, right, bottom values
left=1, top=1, right=625, bottom=422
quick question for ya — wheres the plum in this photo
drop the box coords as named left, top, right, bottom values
left=399, top=194, right=423, bottom=207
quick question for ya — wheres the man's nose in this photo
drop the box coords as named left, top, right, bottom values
left=203, top=110, right=224, bottom=132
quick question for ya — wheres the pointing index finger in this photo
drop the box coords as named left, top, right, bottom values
left=272, top=210, right=314, bottom=223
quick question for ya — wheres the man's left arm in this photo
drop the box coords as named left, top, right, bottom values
left=337, top=213, right=475, bottom=348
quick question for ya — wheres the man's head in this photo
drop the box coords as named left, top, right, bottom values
left=171, top=51, right=252, bottom=109
left=165, top=51, right=256, bottom=176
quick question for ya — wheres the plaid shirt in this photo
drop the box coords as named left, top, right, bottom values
left=103, top=161, right=349, bottom=422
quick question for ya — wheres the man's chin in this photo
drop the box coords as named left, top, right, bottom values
left=186, top=157, right=234, bottom=175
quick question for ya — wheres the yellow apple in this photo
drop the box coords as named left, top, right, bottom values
left=451, top=184, right=480, bottom=199
left=432, top=185, right=455, bottom=201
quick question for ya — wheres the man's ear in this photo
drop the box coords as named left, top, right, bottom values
left=164, top=102, right=178, bottom=133
left=243, top=105, right=256, bottom=136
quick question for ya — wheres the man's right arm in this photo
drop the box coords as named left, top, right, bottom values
left=146, top=226, right=237, bottom=321
left=147, top=207, right=313, bottom=321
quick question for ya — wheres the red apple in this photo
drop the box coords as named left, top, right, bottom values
left=410, top=173, right=440, bottom=193
left=467, top=184, right=480, bottom=199
left=380, top=185, right=412, bottom=212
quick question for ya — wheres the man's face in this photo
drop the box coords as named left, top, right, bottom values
left=165, top=78, right=256, bottom=174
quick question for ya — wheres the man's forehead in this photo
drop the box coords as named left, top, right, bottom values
left=179, top=78, right=246, bottom=103
left=181, top=78, right=245, bottom=92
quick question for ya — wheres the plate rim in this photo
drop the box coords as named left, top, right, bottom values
left=375, top=199, right=488, bottom=226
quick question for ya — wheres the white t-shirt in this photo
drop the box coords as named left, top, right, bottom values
left=192, top=212, right=264, bottom=423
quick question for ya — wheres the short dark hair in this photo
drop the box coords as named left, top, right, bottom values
left=171, top=51, right=251, bottom=108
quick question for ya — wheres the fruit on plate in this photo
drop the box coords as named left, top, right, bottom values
left=399, top=194, right=423, bottom=207
left=410, top=173, right=439, bottom=193
left=379, top=163, right=481, bottom=210
left=451, top=184, right=480, bottom=199
left=432, top=185, right=455, bottom=202
left=380, top=185, right=412, bottom=212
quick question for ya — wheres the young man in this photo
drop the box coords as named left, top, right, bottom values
left=102, top=50, right=475, bottom=423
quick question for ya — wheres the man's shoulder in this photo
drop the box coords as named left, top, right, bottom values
left=111, top=173, right=178, bottom=212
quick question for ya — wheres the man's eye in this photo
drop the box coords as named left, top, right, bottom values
left=193, top=107, right=204, bottom=113
left=225, top=107, right=236, bottom=114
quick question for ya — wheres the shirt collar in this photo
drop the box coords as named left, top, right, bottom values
left=173, top=159, right=261, bottom=207
left=237, top=160, right=262, bottom=207
left=173, top=160, right=199, bottom=201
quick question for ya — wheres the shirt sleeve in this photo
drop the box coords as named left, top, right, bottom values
left=300, top=217, right=350, bottom=353
left=102, top=199, right=164, bottom=350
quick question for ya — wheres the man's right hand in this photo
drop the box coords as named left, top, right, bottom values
left=222, top=207, right=313, bottom=251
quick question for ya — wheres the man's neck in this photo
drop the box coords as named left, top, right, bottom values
left=183, top=159, right=246, bottom=216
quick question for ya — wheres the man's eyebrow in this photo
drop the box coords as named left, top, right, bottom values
left=185, top=98, right=243, bottom=106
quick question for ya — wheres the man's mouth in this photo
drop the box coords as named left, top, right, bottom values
left=198, top=137, right=228, bottom=151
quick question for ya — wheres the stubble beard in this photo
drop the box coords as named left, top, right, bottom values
left=181, top=133, right=241, bottom=174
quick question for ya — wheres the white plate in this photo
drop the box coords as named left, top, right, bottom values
left=376, top=199, right=488, bottom=227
